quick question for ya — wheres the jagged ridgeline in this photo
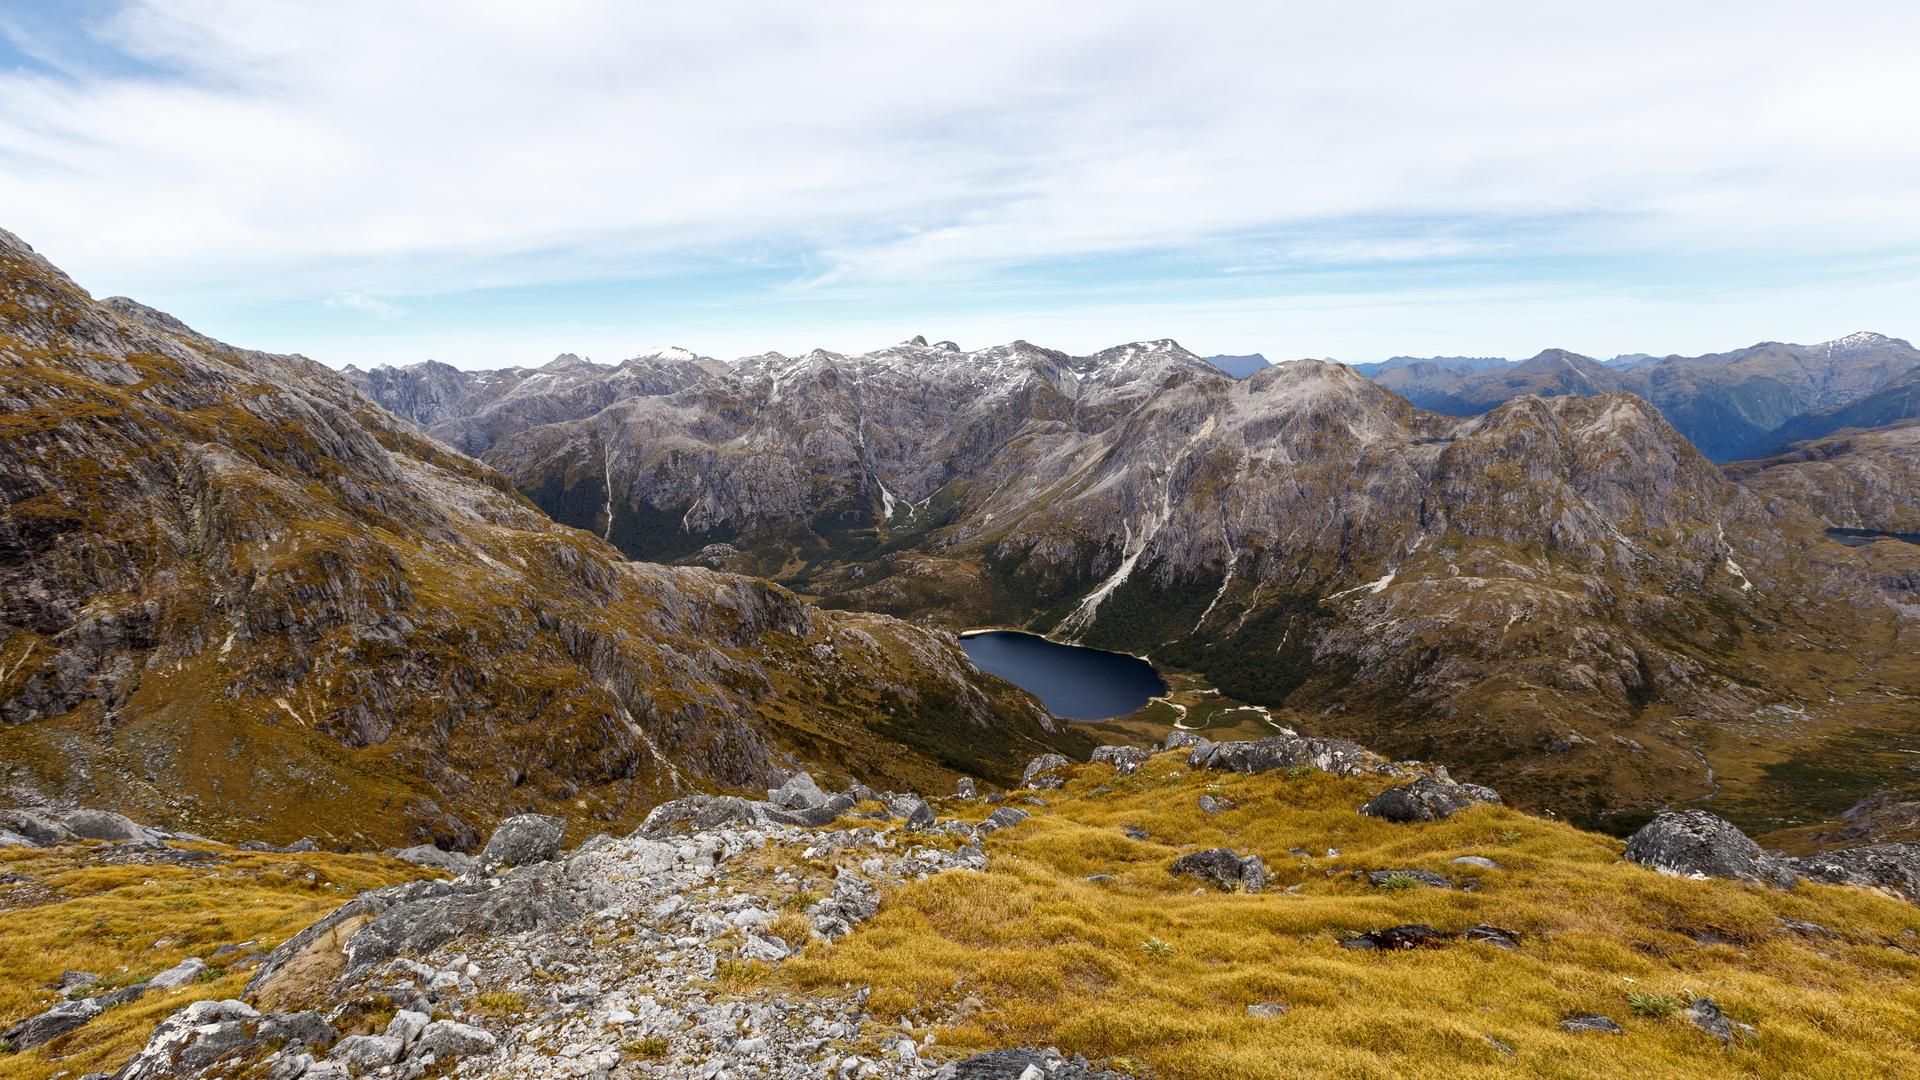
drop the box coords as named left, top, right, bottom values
left=0, top=231, right=1093, bottom=849
left=357, top=334, right=1920, bottom=833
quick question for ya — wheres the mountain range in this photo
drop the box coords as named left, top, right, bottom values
left=4, top=222, right=1919, bottom=845
left=1366, top=333, right=1920, bottom=462
left=347, top=329, right=1920, bottom=836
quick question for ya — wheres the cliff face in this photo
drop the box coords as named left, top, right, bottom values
left=358, top=336, right=1920, bottom=828
left=0, top=232, right=1082, bottom=849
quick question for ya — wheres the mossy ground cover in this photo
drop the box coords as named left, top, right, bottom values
left=784, top=754, right=1920, bottom=1080
left=0, top=843, right=436, bottom=1079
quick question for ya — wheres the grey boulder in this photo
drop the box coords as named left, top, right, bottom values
left=119, top=999, right=335, bottom=1080
left=0, top=809, right=73, bottom=846
left=1197, top=794, right=1238, bottom=815
left=1359, top=776, right=1503, bottom=823
left=61, top=808, right=160, bottom=843
left=769, top=771, right=831, bottom=810
left=1170, top=848, right=1266, bottom=893
left=885, top=796, right=936, bottom=831
left=2, top=997, right=102, bottom=1050
left=1090, top=745, right=1151, bottom=775
left=1162, top=730, right=1202, bottom=750
left=479, top=813, right=566, bottom=872
left=332, top=1033, right=405, bottom=1069
left=386, top=1009, right=430, bottom=1047
left=1685, top=998, right=1756, bottom=1045
left=976, top=807, right=1030, bottom=834
left=1559, top=1014, right=1622, bottom=1035
left=1021, top=754, right=1071, bottom=787
left=1623, top=810, right=1797, bottom=887
left=414, top=1020, right=497, bottom=1058
left=147, top=956, right=208, bottom=990
left=955, top=777, right=977, bottom=799
left=392, top=844, right=478, bottom=874
left=1340, top=924, right=1449, bottom=950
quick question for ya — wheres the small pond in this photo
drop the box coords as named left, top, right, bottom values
left=958, top=630, right=1167, bottom=720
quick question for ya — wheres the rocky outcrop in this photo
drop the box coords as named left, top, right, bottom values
left=769, top=771, right=831, bottom=810
left=1188, top=735, right=1378, bottom=777
left=1088, top=744, right=1150, bottom=775
left=1021, top=754, right=1072, bottom=788
left=0, top=809, right=71, bottom=846
left=118, top=999, right=334, bottom=1080
left=170, top=803, right=992, bottom=1080
left=1623, top=811, right=1798, bottom=887
left=1359, top=777, right=1504, bottom=822
left=1787, top=843, right=1920, bottom=904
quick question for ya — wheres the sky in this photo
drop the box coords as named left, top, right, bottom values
left=3, top=1, right=1919, bottom=370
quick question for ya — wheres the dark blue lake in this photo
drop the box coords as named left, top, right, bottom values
left=958, top=630, right=1167, bottom=720
left=1827, top=528, right=1920, bottom=548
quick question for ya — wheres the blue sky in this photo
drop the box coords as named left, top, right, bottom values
left=4, top=1, right=1919, bottom=369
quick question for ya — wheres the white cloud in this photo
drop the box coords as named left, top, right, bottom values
left=323, top=290, right=406, bottom=317
left=1, top=1, right=1918, bottom=361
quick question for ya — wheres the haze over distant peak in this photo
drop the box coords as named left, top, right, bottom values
left=1202, top=353, right=1271, bottom=378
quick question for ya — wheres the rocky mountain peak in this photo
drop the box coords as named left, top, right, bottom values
left=1822, top=330, right=1911, bottom=353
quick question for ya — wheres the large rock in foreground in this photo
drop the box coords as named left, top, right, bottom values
left=1623, top=810, right=1797, bottom=887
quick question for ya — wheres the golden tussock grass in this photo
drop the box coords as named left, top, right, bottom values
left=0, top=844, right=435, bottom=1079
left=788, top=757, right=1920, bottom=1080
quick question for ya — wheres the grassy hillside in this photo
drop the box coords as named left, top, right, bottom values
left=787, top=753, right=1920, bottom=1079
left=0, top=844, right=436, bottom=1079
left=7, top=752, right=1918, bottom=1079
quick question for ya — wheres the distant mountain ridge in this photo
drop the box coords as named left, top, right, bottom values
left=1741, top=366, right=1920, bottom=458
left=1364, top=332, right=1920, bottom=462
left=1349, top=355, right=1512, bottom=377
left=1201, top=353, right=1270, bottom=378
